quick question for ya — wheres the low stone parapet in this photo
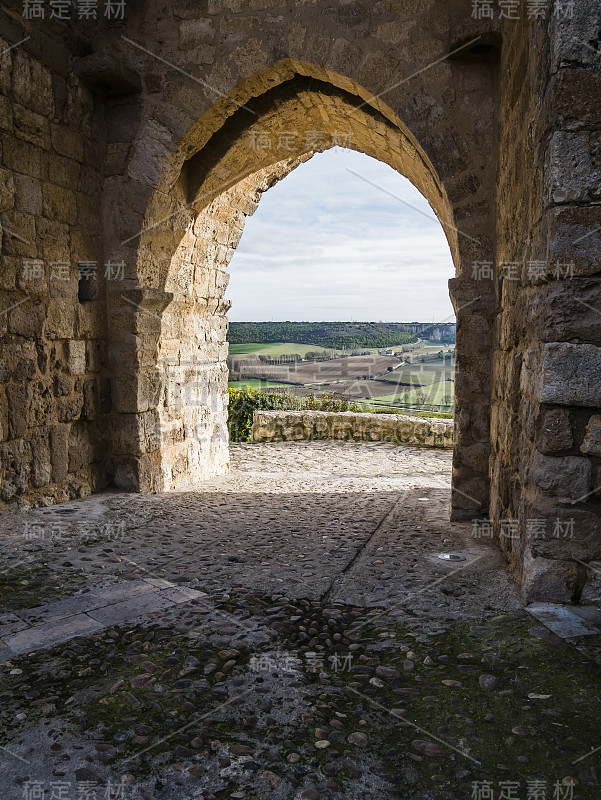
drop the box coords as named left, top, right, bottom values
left=252, top=410, right=454, bottom=448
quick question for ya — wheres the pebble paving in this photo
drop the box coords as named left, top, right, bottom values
left=0, top=442, right=599, bottom=799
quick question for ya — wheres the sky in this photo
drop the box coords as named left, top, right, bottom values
left=225, top=148, right=456, bottom=323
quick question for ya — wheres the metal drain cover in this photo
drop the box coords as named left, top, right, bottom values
left=438, top=553, right=466, bottom=562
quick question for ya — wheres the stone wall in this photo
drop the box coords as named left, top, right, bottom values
left=1, top=2, right=601, bottom=602
left=0, top=11, right=109, bottom=509
left=488, top=8, right=601, bottom=603
left=252, top=411, right=454, bottom=449
left=93, top=0, right=500, bottom=510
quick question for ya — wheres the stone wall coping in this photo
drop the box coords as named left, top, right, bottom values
left=252, top=410, right=454, bottom=448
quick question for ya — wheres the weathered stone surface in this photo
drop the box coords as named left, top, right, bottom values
left=521, top=549, right=579, bottom=604
left=67, top=340, right=86, bottom=375
left=526, top=506, right=601, bottom=561
left=529, top=452, right=591, bottom=504
left=50, top=424, right=69, bottom=483
left=539, top=408, right=573, bottom=454
left=4, top=613, right=105, bottom=655
left=533, top=344, right=601, bottom=408
left=30, top=430, right=51, bottom=488
left=581, top=415, right=601, bottom=457
left=252, top=411, right=453, bottom=448
left=546, top=131, right=601, bottom=205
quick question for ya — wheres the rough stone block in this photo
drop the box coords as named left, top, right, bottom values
left=539, top=408, right=573, bottom=453
left=113, top=455, right=153, bottom=492
left=50, top=124, right=84, bottom=162
left=527, top=343, right=601, bottom=407
left=57, top=394, right=83, bottom=423
left=0, top=440, right=30, bottom=501
left=0, top=167, right=15, bottom=213
left=457, top=442, right=490, bottom=473
left=521, top=549, right=579, bottom=604
left=14, top=173, right=43, bottom=215
left=3, top=136, right=43, bottom=178
left=544, top=206, right=601, bottom=279
left=68, top=422, right=92, bottom=473
left=42, top=182, right=78, bottom=223
left=529, top=452, right=591, bottom=504
left=450, top=476, right=488, bottom=519
left=13, top=103, right=50, bottom=149
left=12, top=50, right=54, bottom=117
left=30, top=383, right=52, bottom=428
left=127, top=119, right=177, bottom=189
left=530, top=506, right=601, bottom=561
left=111, top=414, right=145, bottom=456
left=82, top=379, right=97, bottom=420
left=67, top=340, right=86, bottom=375
left=50, top=424, right=69, bottom=482
left=112, top=370, right=162, bottom=413
left=551, top=68, right=601, bottom=130
left=550, top=2, right=601, bottom=70
left=580, top=564, right=601, bottom=605
left=6, top=383, right=29, bottom=439
left=17, top=259, right=46, bottom=295
left=546, top=131, right=601, bottom=205
left=581, top=415, right=601, bottom=457
left=45, top=300, right=75, bottom=339
left=252, top=411, right=454, bottom=449
left=30, top=429, right=51, bottom=488
left=8, top=301, right=45, bottom=338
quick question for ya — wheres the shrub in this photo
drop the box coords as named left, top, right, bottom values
left=227, top=388, right=362, bottom=441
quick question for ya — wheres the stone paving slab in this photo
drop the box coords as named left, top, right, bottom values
left=0, top=580, right=204, bottom=658
left=142, top=577, right=177, bottom=589
left=85, top=591, right=177, bottom=625
left=0, top=646, right=13, bottom=662
left=0, top=612, right=28, bottom=636
left=159, top=586, right=207, bottom=603
left=526, top=602, right=601, bottom=638
left=14, top=593, right=110, bottom=626
left=4, top=613, right=106, bottom=655
left=10, top=580, right=170, bottom=628
left=90, top=578, right=169, bottom=603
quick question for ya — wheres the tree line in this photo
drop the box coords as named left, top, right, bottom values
left=228, top=322, right=427, bottom=349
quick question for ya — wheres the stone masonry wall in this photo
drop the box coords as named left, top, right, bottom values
left=94, top=0, right=500, bottom=512
left=2, top=1, right=601, bottom=604
left=0, top=11, right=109, bottom=509
left=489, top=9, right=601, bottom=604
left=252, top=411, right=454, bottom=449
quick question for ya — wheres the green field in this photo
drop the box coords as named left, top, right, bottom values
left=227, top=341, right=455, bottom=415
left=228, top=342, right=339, bottom=357
left=397, top=379, right=453, bottom=404
left=366, top=379, right=453, bottom=406
left=378, top=370, right=442, bottom=386
left=379, top=372, right=454, bottom=387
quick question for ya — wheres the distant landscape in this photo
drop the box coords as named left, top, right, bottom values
left=227, top=321, right=456, bottom=416
left=229, top=321, right=456, bottom=349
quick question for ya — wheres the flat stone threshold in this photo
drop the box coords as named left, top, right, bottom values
left=0, top=578, right=206, bottom=660
left=526, top=602, right=601, bottom=639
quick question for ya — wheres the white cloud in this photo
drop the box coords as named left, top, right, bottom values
left=226, top=148, right=456, bottom=322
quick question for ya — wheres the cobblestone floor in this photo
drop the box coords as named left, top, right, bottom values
left=0, top=443, right=599, bottom=800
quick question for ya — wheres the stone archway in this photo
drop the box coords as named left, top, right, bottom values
left=3, top=2, right=600, bottom=602
left=105, top=61, right=496, bottom=525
